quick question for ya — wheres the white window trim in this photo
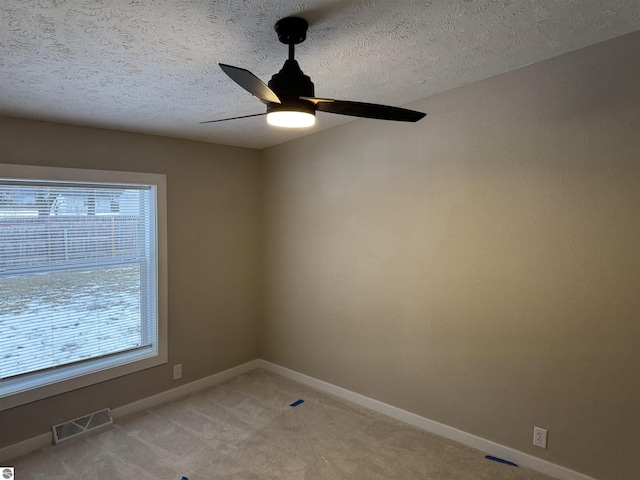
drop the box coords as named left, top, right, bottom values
left=0, top=163, right=168, bottom=411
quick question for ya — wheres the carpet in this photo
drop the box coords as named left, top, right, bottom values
left=10, top=369, right=555, bottom=480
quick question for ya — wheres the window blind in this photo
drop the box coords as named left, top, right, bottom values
left=0, top=179, right=158, bottom=380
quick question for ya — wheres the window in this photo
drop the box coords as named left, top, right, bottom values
left=0, top=164, right=167, bottom=410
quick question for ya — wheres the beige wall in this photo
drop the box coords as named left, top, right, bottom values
left=261, top=31, right=640, bottom=480
left=0, top=117, right=262, bottom=447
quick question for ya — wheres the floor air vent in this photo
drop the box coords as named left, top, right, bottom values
left=52, top=408, right=113, bottom=444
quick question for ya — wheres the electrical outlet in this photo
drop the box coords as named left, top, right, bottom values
left=173, top=364, right=182, bottom=380
left=533, top=426, right=547, bottom=448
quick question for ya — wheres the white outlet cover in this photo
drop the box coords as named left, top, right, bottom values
left=173, top=364, right=182, bottom=380
left=533, top=426, right=548, bottom=448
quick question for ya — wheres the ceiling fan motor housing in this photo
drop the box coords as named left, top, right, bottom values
left=268, top=59, right=315, bottom=99
left=267, top=62, right=316, bottom=117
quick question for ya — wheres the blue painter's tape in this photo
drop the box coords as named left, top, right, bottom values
left=485, top=455, right=518, bottom=467
left=290, top=399, right=304, bottom=407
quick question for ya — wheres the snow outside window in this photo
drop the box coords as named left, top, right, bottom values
left=0, top=164, right=167, bottom=410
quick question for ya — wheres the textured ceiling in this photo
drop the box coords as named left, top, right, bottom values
left=1, top=0, right=640, bottom=150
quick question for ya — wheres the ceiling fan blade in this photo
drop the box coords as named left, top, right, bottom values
left=315, top=100, right=426, bottom=122
left=200, top=112, right=266, bottom=124
left=300, top=96, right=335, bottom=104
left=219, top=63, right=281, bottom=104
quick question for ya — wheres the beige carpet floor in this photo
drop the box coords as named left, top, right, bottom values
left=10, top=369, right=556, bottom=480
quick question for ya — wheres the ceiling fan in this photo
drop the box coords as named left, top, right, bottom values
left=202, top=16, right=426, bottom=128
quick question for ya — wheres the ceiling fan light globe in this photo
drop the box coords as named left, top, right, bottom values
left=266, top=110, right=315, bottom=128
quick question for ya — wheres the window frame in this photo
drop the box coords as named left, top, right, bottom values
left=0, top=163, right=167, bottom=411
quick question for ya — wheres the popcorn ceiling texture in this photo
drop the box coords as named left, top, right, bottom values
left=1, top=0, right=639, bottom=149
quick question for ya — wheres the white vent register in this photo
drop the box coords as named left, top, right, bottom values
left=52, top=408, right=113, bottom=444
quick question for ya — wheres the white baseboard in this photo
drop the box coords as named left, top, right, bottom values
left=0, top=359, right=260, bottom=463
left=256, top=359, right=599, bottom=480
left=111, top=359, right=261, bottom=420
left=1, top=358, right=599, bottom=480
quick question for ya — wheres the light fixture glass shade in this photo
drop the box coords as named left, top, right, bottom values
left=267, top=110, right=315, bottom=128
